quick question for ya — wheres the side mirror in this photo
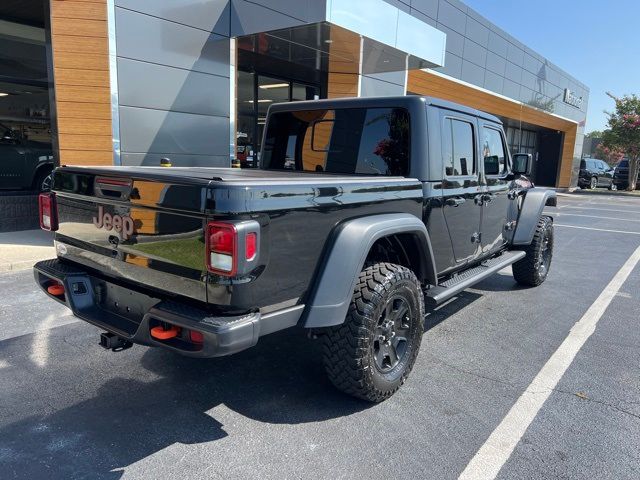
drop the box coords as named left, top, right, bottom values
left=512, top=153, right=532, bottom=175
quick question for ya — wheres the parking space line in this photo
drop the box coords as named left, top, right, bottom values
left=557, top=213, right=640, bottom=223
left=555, top=224, right=640, bottom=235
left=459, top=245, right=640, bottom=480
left=560, top=206, right=640, bottom=214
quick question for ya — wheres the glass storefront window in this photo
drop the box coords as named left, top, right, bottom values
left=237, top=71, right=321, bottom=167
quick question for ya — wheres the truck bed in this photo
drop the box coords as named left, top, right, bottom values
left=51, top=166, right=423, bottom=312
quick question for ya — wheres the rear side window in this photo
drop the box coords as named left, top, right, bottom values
left=442, top=118, right=475, bottom=177
left=262, top=107, right=410, bottom=176
left=482, top=127, right=507, bottom=176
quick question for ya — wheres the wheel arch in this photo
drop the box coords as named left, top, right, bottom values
left=302, top=213, right=437, bottom=329
left=32, top=162, right=54, bottom=189
left=512, top=188, right=557, bottom=246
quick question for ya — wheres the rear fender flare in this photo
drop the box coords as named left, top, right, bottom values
left=513, top=188, right=557, bottom=246
left=302, top=213, right=437, bottom=328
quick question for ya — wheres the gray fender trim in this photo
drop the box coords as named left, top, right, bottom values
left=302, top=213, right=437, bottom=328
left=513, top=188, right=557, bottom=245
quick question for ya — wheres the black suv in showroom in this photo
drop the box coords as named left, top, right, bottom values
left=578, top=158, right=616, bottom=190
left=0, top=125, right=54, bottom=192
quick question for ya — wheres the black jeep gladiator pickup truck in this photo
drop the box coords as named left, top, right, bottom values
left=34, top=96, right=556, bottom=402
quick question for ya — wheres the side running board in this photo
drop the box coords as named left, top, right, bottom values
left=425, top=250, right=526, bottom=307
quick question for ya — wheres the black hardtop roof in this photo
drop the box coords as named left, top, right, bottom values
left=267, top=95, right=502, bottom=125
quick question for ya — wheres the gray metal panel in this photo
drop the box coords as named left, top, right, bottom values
left=523, top=53, right=542, bottom=75
left=486, top=51, right=506, bottom=76
left=115, top=0, right=231, bottom=36
left=465, top=16, right=489, bottom=47
left=360, top=75, right=405, bottom=97
left=384, top=0, right=411, bottom=13
left=116, top=7, right=230, bottom=76
left=513, top=189, right=556, bottom=245
left=461, top=60, right=484, bottom=86
left=240, top=0, right=320, bottom=20
left=463, top=38, right=487, bottom=67
left=409, top=8, right=437, bottom=27
left=487, top=30, right=508, bottom=57
left=117, top=58, right=230, bottom=117
left=520, top=69, right=537, bottom=91
left=119, top=106, right=230, bottom=156
left=303, top=213, right=437, bottom=328
left=502, top=78, right=520, bottom=100
left=441, top=51, right=463, bottom=78
left=484, top=70, right=503, bottom=93
left=230, top=0, right=306, bottom=36
left=411, top=0, right=438, bottom=18
left=437, top=0, right=466, bottom=34
left=506, top=42, right=524, bottom=67
left=121, top=152, right=230, bottom=167
left=438, top=23, right=464, bottom=56
left=504, top=61, right=522, bottom=84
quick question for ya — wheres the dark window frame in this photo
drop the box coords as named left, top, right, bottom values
left=482, top=125, right=510, bottom=179
left=442, top=116, right=477, bottom=180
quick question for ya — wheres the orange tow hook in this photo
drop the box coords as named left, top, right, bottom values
left=47, top=283, right=65, bottom=296
left=150, top=325, right=180, bottom=340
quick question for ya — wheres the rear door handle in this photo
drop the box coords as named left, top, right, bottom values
left=445, top=197, right=465, bottom=207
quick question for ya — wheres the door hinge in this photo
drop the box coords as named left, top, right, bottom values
left=471, top=232, right=481, bottom=244
left=504, top=221, right=517, bottom=231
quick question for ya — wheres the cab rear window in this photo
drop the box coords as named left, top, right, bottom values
left=262, top=107, right=410, bottom=176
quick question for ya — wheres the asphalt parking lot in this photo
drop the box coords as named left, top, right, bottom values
left=1, top=192, right=639, bottom=480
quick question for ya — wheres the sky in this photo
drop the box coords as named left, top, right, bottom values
left=463, top=0, right=640, bottom=133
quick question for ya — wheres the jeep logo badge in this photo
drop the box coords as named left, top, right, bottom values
left=93, top=205, right=134, bottom=240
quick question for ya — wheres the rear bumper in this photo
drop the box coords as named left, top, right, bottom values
left=33, top=259, right=295, bottom=358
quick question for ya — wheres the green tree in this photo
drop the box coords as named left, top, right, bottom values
left=585, top=130, right=603, bottom=139
left=602, top=93, right=640, bottom=190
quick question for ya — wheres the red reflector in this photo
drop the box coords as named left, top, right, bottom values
left=206, top=222, right=237, bottom=276
left=246, top=232, right=257, bottom=260
left=189, top=330, right=204, bottom=344
left=38, top=192, right=58, bottom=231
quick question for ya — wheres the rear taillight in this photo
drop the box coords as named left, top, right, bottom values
left=205, top=221, right=261, bottom=277
left=38, top=192, right=58, bottom=231
left=206, top=222, right=238, bottom=275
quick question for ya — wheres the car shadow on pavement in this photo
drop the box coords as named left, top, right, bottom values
left=0, top=326, right=370, bottom=480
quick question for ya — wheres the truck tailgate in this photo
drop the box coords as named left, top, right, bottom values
left=52, top=167, right=213, bottom=303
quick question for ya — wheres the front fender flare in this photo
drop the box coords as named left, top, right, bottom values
left=513, top=188, right=557, bottom=246
left=302, top=213, right=436, bottom=328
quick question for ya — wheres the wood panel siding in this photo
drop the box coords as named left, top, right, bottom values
left=50, top=0, right=113, bottom=166
left=327, top=26, right=360, bottom=99
left=408, top=70, right=578, bottom=188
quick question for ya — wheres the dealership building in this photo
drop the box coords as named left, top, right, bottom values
left=2, top=0, right=588, bottom=193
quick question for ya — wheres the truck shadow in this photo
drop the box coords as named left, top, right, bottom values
left=0, top=326, right=369, bottom=479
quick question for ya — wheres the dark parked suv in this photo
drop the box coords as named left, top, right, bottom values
left=613, top=159, right=639, bottom=190
left=578, top=158, right=615, bottom=190
left=0, top=126, right=54, bottom=192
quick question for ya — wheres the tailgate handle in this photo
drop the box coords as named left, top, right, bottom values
left=95, top=177, right=132, bottom=200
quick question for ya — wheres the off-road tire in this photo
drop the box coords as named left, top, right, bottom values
left=322, top=262, right=424, bottom=402
left=513, top=216, right=554, bottom=287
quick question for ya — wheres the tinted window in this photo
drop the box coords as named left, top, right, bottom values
left=482, top=127, right=507, bottom=175
left=619, top=159, right=629, bottom=168
left=442, top=118, right=475, bottom=177
left=262, top=107, right=410, bottom=176
left=580, top=160, right=586, bottom=169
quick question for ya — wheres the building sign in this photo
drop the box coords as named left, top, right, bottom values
left=563, top=89, right=583, bottom=108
